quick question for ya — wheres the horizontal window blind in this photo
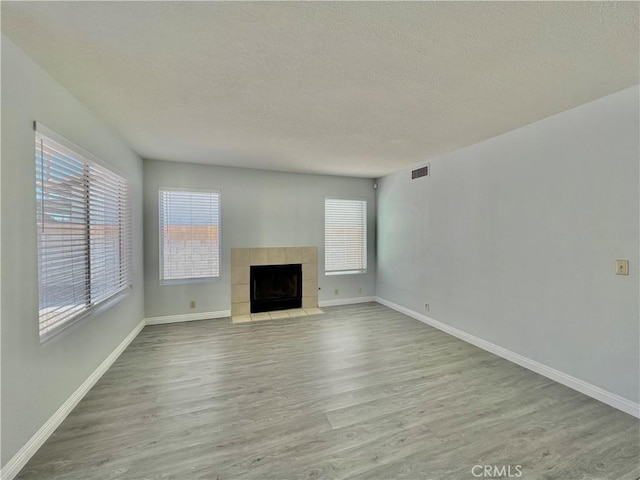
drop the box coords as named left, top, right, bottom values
left=325, top=198, right=367, bottom=274
left=35, top=127, right=132, bottom=339
left=159, top=189, right=221, bottom=281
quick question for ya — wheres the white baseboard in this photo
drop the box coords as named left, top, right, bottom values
left=375, top=296, right=640, bottom=418
left=319, top=296, right=376, bottom=307
left=1, top=319, right=146, bottom=480
left=144, top=310, right=230, bottom=325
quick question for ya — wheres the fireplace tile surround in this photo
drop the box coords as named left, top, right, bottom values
left=231, top=247, right=318, bottom=317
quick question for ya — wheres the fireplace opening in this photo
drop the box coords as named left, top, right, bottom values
left=250, top=264, right=302, bottom=313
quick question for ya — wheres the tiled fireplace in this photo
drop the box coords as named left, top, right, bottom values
left=231, top=247, right=318, bottom=317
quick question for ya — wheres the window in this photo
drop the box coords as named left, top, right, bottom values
left=35, top=124, right=132, bottom=340
left=159, top=189, right=221, bottom=283
left=325, top=198, right=367, bottom=275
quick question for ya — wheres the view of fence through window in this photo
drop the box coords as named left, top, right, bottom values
left=159, top=189, right=221, bottom=281
left=35, top=128, right=131, bottom=337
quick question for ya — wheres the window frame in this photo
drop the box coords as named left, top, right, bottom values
left=35, top=122, right=132, bottom=341
left=158, top=187, right=222, bottom=285
left=324, top=197, right=368, bottom=276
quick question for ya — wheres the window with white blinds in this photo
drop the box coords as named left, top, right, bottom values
left=325, top=198, right=367, bottom=275
left=35, top=125, right=132, bottom=340
left=159, top=189, right=221, bottom=282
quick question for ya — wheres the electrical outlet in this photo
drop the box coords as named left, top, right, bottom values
left=615, top=259, right=629, bottom=276
left=334, top=289, right=339, bottom=295
left=425, top=303, right=429, bottom=312
left=190, top=300, right=196, bottom=309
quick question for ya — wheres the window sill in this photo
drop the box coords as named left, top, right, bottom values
left=325, top=270, right=367, bottom=276
left=40, top=287, right=132, bottom=344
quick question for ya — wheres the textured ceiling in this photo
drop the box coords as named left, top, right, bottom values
left=2, top=2, right=638, bottom=178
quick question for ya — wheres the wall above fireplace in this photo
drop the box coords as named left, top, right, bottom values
left=231, top=247, right=318, bottom=318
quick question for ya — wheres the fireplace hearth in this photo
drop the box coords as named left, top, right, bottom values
left=250, top=264, right=302, bottom=313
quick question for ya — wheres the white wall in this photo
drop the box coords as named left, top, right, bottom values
left=143, top=160, right=376, bottom=318
left=376, top=86, right=640, bottom=404
left=1, top=36, right=145, bottom=466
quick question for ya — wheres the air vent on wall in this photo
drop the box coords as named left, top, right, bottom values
left=411, top=164, right=430, bottom=179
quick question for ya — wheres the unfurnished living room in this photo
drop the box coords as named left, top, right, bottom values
left=1, top=2, right=639, bottom=479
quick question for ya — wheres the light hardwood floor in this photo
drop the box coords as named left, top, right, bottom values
left=17, top=303, right=639, bottom=479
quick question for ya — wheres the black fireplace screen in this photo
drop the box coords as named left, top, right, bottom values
left=250, top=264, right=302, bottom=313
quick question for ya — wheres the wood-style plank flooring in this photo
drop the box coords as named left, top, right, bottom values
left=18, top=303, right=639, bottom=479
